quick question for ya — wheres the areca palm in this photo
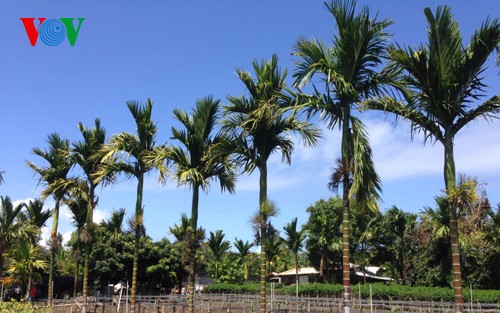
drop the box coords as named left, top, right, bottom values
left=71, top=119, right=114, bottom=313
left=65, top=189, right=88, bottom=297
left=0, top=196, right=25, bottom=278
left=225, top=54, right=319, bottom=313
left=283, top=218, right=306, bottom=293
left=293, top=1, right=389, bottom=311
left=99, top=99, right=161, bottom=313
left=234, top=238, right=254, bottom=282
left=207, top=230, right=231, bottom=282
left=160, top=96, right=235, bottom=313
left=283, top=217, right=306, bottom=313
left=6, top=241, right=48, bottom=299
left=364, top=7, right=500, bottom=312
left=27, top=133, right=72, bottom=305
left=18, top=199, right=51, bottom=244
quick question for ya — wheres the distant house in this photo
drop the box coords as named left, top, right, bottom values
left=273, top=265, right=392, bottom=285
left=272, top=267, right=320, bottom=285
left=352, top=265, right=393, bottom=283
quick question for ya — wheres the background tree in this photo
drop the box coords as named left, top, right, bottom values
left=234, top=238, right=254, bottom=282
left=18, top=199, right=51, bottom=244
left=207, top=230, right=230, bottom=282
left=364, top=6, right=499, bottom=311
left=283, top=218, right=306, bottom=287
left=65, top=190, right=88, bottom=296
left=303, top=197, right=343, bottom=282
left=0, top=196, right=25, bottom=278
left=224, top=54, right=319, bottom=313
left=6, top=241, right=47, bottom=299
left=26, top=133, right=72, bottom=305
left=293, top=1, right=390, bottom=310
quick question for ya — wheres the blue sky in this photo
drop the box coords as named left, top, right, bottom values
left=1, top=1, right=499, bottom=247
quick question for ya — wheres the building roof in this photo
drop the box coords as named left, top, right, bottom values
left=276, top=267, right=320, bottom=276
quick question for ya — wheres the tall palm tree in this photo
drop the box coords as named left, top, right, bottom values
left=0, top=196, right=25, bottom=278
left=98, top=99, right=161, bottom=313
left=234, top=238, right=253, bottom=282
left=293, top=2, right=390, bottom=311
left=157, top=96, right=235, bottom=313
left=364, top=6, right=500, bottom=312
left=27, top=133, right=72, bottom=305
left=70, top=119, right=115, bottom=313
left=207, top=230, right=231, bottom=282
left=283, top=217, right=306, bottom=311
left=225, top=54, right=319, bottom=313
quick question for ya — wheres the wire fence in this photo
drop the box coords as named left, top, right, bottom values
left=47, top=293, right=499, bottom=313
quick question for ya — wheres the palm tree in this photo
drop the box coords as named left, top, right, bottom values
left=99, top=99, right=161, bottom=313
left=293, top=1, right=390, bottom=311
left=156, top=96, right=235, bottom=312
left=6, top=241, right=48, bottom=299
left=65, top=188, right=88, bottom=297
left=0, top=171, right=5, bottom=184
left=27, top=133, right=72, bottom=305
left=69, top=119, right=115, bottom=313
left=207, top=230, right=231, bottom=282
left=224, top=54, right=319, bottom=313
left=234, top=238, right=253, bottom=282
left=18, top=199, right=51, bottom=230
left=283, top=217, right=306, bottom=312
left=364, top=7, right=500, bottom=312
left=0, top=196, right=25, bottom=278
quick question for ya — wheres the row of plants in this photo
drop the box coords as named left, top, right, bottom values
left=205, top=283, right=500, bottom=303
left=0, top=301, right=52, bottom=313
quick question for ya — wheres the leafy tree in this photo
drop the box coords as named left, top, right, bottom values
left=207, top=230, right=231, bottom=282
left=364, top=6, right=500, bottom=311
left=0, top=196, right=25, bottom=278
left=26, top=133, right=72, bottom=305
left=224, top=54, right=319, bottom=313
left=303, top=197, right=343, bottom=282
left=159, top=97, right=235, bottom=313
left=99, top=99, right=163, bottom=313
left=380, top=207, right=416, bottom=284
left=293, top=1, right=390, bottom=310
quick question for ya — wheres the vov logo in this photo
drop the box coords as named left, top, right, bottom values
left=20, top=18, right=85, bottom=46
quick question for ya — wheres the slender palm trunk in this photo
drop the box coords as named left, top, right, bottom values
left=73, top=254, right=79, bottom=297
left=341, top=105, right=351, bottom=313
left=82, top=186, right=95, bottom=313
left=259, top=160, right=268, bottom=313
left=48, top=198, right=61, bottom=306
left=188, top=184, right=200, bottom=313
left=130, top=173, right=144, bottom=313
left=444, top=135, right=463, bottom=313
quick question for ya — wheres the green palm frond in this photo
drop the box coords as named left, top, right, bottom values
left=349, top=117, right=382, bottom=211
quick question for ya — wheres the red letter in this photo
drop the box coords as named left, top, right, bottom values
left=20, top=18, right=46, bottom=46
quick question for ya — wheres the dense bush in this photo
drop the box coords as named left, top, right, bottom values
left=0, top=301, right=52, bottom=313
left=205, top=283, right=500, bottom=303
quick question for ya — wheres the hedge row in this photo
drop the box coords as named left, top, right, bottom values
left=205, top=283, right=500, bottom=303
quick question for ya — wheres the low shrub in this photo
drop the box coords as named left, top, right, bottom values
left=0, top=301, right=52, bottom=313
